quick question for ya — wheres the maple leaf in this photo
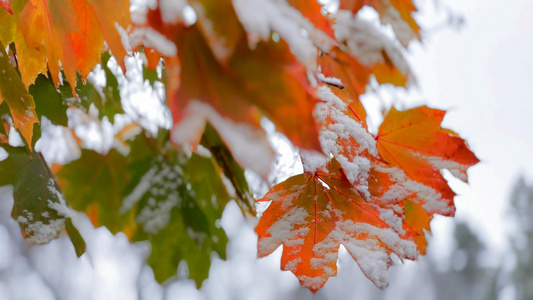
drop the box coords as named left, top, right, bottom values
left=0, top=41, right=38, bottom=149
left=256, top=158, right=417, bottom=292
left=231, top=0, right=333, bottom=69
left=26, top=55, right=125, bottom=125
left=191, top=0, right=244, bottom=64
left=29, top=74, right=69, bottom=127
left=0, top=144, right=86, bottom=256
left=286, top=0, right=336, bottom=41
left=317, top=46, right=408, bottom=127
left=128, top=152, right=231, bottom=286
left=2, top=0, right=130, bottom=89
left=0, top=117, right=9, bottom=144
left=339, top=0, right=421, bottom=47
left=55, top=128, right=250, bottom=285
left=260, top=87, right=479, bottom=290
left=55, top=149, right=134, bottom=234
left=141, top=2, right=322, bottom=176
left=18, top=0, right=82, bottom=87
left=375, top=106, right=480, bottom=215
left=164, top=25, right=321, bottom=177
left=200, top=123, right=255, bottom=216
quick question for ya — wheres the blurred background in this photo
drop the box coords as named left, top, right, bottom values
left=1, top=0, right=533, bottom=299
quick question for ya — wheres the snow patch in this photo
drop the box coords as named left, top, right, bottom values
left=315, top=86, right=376, bottom=186
left=171, top=101, right=274, bottom=179
left=333, top=10, right=410, bottom=76
left=232, top=0, right=325, bottom=70
left=160, top=0, right=188, bottom=24
left=258, top=206, right=310, bottom=256
left=317, top=73, right=344, bottom=88
left=300, top=150, right=327, bottom=173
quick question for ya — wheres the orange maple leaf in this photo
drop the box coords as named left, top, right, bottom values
left=375, top=106, right=480, bottom=213
left=141, top=2, right=322, bottom=176
left=257, top=86, right=479, bottom=290
left=8, top=0, right=130, bottom=88
left=170, top=27, right=321, bottom=176
left=0, top=41, right=38, bottom=149
left=287, top=0, right=336, bottom=40
left=339, top=0, right=420, bottom=46
left=256, top=158, right=417, bottom=292
left=317, top=46, right=408, bottom=127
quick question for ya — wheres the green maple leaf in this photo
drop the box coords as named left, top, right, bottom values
left=0, top=145, right=85, bottom=256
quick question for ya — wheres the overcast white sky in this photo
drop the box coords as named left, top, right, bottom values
left=397, top=0, right=533, bottom=255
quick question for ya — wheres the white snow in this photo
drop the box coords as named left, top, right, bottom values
left=315, top=86, right=377, bottom=187
left=375, top=164, right=453, bottom=216
left=160, top=0, right=188, bottom=24
left=258, top=206, right=309, bottom=256
left=232, top=0, right=327, bottom=70
left=195, top=144, right=212, bottom=158
left=13, top=179, right=75, bottom=245
left=126, top=27, right=177, bottom=58
left=171, top=100, right=275, bottom=179
left=115, top=23, right=132, bottom=54
left=142, top=28, right=178, bottom=57
left=333, top=10, right=410, bottom=76
left=220, top=172, right=237, bottom=199
left=325, top=220, right=416, bottom=288
left=119, top=158, right=185, bottom=234
left=317, top=72, right=344, bottom=88
left=137, top=192, right=180, bottom=234
left=47, top=178, right=75, bottom=219
left=300, top=150, right=327, bottom=173
left=120, top=165, right=159, bottom=214
left=16, top=210, right=65, bottom=245
left=414, top=153, right=470, bottom=182
left=380, top=6, right=417, bottom=48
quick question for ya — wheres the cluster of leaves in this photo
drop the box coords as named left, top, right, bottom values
left=0, top=0, right=478, bottom=293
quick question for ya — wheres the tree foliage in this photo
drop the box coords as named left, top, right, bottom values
left=0, top=0, right=478, bottom=292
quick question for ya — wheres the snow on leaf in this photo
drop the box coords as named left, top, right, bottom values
left=262, top=84, right=478, bottom=288
left=314, top=85, right=376, bottom=186
left=256, top=158, right=417, bottom=292
left=161, top=24, right=321, bottom=173
left=191, top=0, right=244, bottom=64
left=232, top=0, right=320, bottom=69
left=0, top=145, right=85, bottom=256
left=376, top=106, right=480, bottom=214
left=331, top=10, right=411, bottom=85
left=286, top=0, right=336, bottom=41
left=171, top=101, right=275, bottom=179
left=125, top=150, right=232, bottom=287
left=339, top=0, right=421, bottom=47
